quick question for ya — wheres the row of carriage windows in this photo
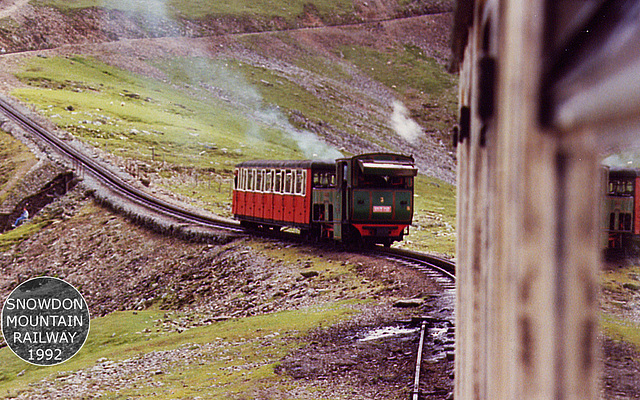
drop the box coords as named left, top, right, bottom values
left=610, top=212, right=633, bottom=232
left=236, top=168, right=307, bottom=196
left=609, top=179, right=635, bottom=196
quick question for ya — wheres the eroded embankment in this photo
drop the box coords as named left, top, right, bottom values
left=0, top=159, right=76, bottom=232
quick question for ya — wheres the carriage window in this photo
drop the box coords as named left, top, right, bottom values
left=247, top=169, right=254, bottom=191
left=265, top=170, right=273, bottom=193
left=320, top=174, right=328, bottom=186
left=256, top=170, right=263, bottom=192
left=274, top=170, right=282, bottom=193
left=296, top=170, right=306, bottom=195
left=609, top=179, right=635, bottom=196
left=610, top=212, right=616, bottom=231
left=284, top=170, right=293, bottom=194
left=313, top=172, right=336, bottom=188
left=625, top=213, right=633, bottom=231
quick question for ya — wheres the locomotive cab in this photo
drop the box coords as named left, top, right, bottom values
left=604, top=167, right=640, bottom=250
left=344, top=153, right=417, bottom=246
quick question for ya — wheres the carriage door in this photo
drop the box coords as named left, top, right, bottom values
left=333, top=160, right=348, bottom=240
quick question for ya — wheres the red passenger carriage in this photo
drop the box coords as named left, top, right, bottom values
left=232, top=160, right=334, bottom=230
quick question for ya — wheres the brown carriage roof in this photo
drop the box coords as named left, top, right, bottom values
left=235, top=159, right=335, bottom=170
left=342, top=152, right=414, bottom=163
left=608, top=167, right=640, bottom=178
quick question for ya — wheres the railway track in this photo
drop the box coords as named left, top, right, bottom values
left=0, top=95, right=456, bottom=399
left=0, top=95, right=457, bottom=272
left=374, top=247, right=455, bottom=289
left=371, top=247, right=455, bottom=400
left=0, top=96, right=243, bottom=233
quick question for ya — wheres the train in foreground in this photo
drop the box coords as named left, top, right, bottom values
left=604, top=166, right=640, bottom=252
left=232, top=153, right=417, bottom=246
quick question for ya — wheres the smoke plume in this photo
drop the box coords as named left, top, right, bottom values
left=175, top=58, right=342, bottom=160
left=390, top=100, right=422, bottom=144
left=101, top=1, right=341, bottom=160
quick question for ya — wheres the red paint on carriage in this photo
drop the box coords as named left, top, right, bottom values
left=233, top=161, right=319, bottom=229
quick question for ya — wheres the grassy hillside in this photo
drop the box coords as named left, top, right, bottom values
left=33, top=0, right=355, bottom=19
left=0, top=132, right=37, bottom=204
left=31, top=0, right=453, bottom=21
left=0, top=305, right=359, bottom=398
left=15, top=56, right=311, bottom=167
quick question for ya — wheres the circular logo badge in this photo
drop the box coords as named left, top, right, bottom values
left=1, top=277, right=90, bottom=366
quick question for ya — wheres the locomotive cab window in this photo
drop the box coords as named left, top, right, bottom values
left=355, top=174, right=413, bottom=189
left=313, top=172, right=336, bottom=188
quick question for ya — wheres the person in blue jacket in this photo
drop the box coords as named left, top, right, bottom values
left=12, top=204, right=29, bottom=228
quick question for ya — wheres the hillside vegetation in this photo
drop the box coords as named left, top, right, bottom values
left=0, top=2, right=458, bottom=398
left=6, top=7, right=457, bottom=254
left=0, top=0, right=454, bottom=53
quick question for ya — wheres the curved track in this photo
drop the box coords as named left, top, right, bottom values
left=0, top=97, right=243, bottom=232
left=0, top=94, right=456, bottom=273
left=0, top=95, right=457, bottom=277
left=0, top=95, right=456, bottom=268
